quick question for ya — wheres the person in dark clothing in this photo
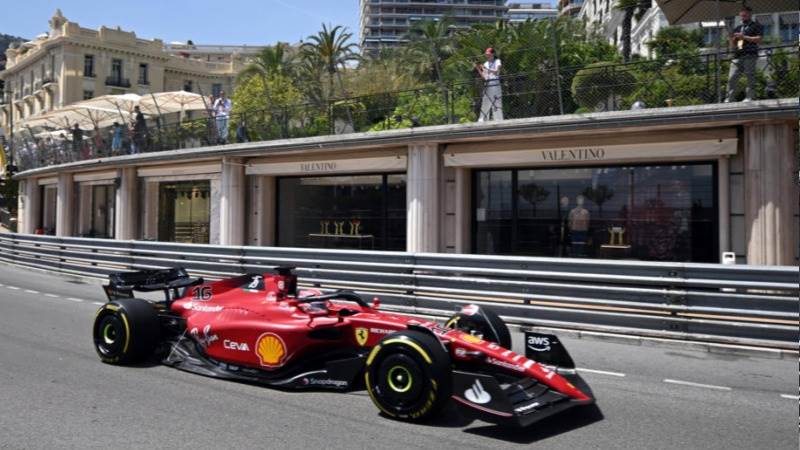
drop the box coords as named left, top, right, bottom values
left=132, top=106, right=148, bottom=153
left=725, top=7, right=763, bottom=102
left=71, top=123, right=83, bottom=160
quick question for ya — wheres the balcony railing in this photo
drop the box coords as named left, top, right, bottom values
left=9, top=44, right=798, bottom=173
left=105, top=77, right=131, bottom=88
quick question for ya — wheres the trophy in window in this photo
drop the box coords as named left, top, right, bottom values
left=607, top=226, right=626, bottom=246
left=350, top=219, right=362, bottom=236
left=320, top=220, right=331, bottom=235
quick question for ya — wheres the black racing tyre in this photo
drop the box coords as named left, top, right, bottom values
left=365, top=330, right=452, bottom=422
left=93, top=298, right=160, bottom=365
left=445, top=305, right=512, bottom=349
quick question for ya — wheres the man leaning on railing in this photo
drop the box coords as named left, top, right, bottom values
left=725, top=6, right=762, bottom=103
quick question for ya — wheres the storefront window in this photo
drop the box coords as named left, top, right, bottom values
left=277, top=174, right=406, bottom=250
left=474, top=163, right=717, bottom=262
left=88, top=185, right=115, bottom=238
left=158, top=181, right=210, bottom=244
left=40, top=185, right=57, bottom=235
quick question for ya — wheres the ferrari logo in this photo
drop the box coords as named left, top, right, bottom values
left=355, top=327, right=369, bottom=346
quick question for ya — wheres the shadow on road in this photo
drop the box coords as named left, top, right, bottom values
left=462, top=404, right=604, bottom=444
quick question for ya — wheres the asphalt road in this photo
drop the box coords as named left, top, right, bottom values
left=0, top=263, right=796, bottom=449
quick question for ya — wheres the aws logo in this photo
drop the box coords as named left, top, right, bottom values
left=526, top=335, right=551, bottom=352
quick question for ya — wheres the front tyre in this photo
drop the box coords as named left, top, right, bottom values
left=365, top=330, right=452, bottom=421
left=93, top=298, right=160, bottom=364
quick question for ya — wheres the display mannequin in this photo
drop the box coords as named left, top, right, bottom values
left=568, top=195, right=590, bottom=256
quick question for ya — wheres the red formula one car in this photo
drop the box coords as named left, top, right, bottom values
left=92, top=267, right=594, bottom=427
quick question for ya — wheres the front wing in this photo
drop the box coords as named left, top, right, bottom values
left=451, top=370, right=594, bottom=427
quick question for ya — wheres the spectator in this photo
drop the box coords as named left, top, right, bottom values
left=132, top=106, right=148, bottom=154
left=58, top=133, right=68, bottom=163
left=71, top=123, right=83, bottom=160
left=92, top=126, right=104, bottom=157
left=111, top=122, right=123, bottom=155
left=476, top=47, right=503, bottom=122
left=213, top=91, right=232, bottom=144
left=725, top=7, right=762, bottom=102
left=236, top=117, right=249, bottom=143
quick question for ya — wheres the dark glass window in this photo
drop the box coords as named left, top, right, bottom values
left=183, top=80, right=193, bottom=92
left=277, top=173, right=406, bottom=250
left=111, top=59, right=123, bottom=83
left=89, top=185, right=115, bottom=238
left=138, top=63, right=149, bottom=85
left=84, top=55, right=95, bottom=77
left=474, top=163, right=717, bottom=262
left=158, top=181, right=211, bottom=243
left=40, top=185, right=58, bottom=235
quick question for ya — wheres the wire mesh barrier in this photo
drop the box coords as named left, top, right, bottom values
left=7, top=43, right=797, bottom=173
left=0, top=233, right=796, bottom=349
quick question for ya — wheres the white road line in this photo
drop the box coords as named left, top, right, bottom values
left=44, top=293, right=59, bottom=298
left=780, top=394, right=799, bottom=400
left=92, top=302, right=104, bottom=306
left=24, top=289, right=40, bottom=294
left=663, top=379, right=732, bottom=391
left=576, top=367, right=626, bottom=377
left=7, top=286, right=20, bottom=290
left=66, top=297, right=85, bottom=303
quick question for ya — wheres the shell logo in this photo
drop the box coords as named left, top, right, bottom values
left=255, top=332, right=287, bottom=367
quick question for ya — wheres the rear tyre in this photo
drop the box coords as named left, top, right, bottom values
left=365, top=330, right=452, bottom=421
left=93, top=298, right=160, bottom=364
left=446, top=305, right=511, bottom=349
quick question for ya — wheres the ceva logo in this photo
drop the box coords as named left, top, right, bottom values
left=464, top=379, right=492, bottom=404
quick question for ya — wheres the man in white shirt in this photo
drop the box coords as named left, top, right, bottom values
left=476, top=47, right=503, bottom=122
left=212, top=91, right=232, bottom=143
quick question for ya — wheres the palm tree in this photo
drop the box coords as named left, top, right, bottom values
left=301, top=24, right=360, bottom=100
left=403, top=18, right=455, bottom=85
left=236, top=43, right=294, bottom=108
left=615, top=0, right=651, bottom=62
left=236, top=42, right=293, bottom=83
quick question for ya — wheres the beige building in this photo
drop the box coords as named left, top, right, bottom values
left=0, top=10, right=248, bottom=133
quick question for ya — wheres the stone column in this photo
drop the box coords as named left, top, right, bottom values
left=717, top=156, right=730, bottom=260
left=219, top=157, right=246, bottom=246
left=115, top=167, right=138, bottom=240
left=743, top=123, right=797, bottom=265
left=454, top=167, right=472, bottom=254
left=20, top=178, right=41, bottom=234
left=55, top=172, right=73, bottom=237
left=142, top=181, right=158, bottom=240
left=406, top=143, right=439, bottom=253
left=250, top=176, right=276, bottom=247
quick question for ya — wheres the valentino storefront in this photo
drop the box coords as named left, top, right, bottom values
left=245, top=150, right=408, bottom=251
left=445, top=129, right=738, bottom=263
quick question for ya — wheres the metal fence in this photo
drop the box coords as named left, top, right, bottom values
left=0, top=232, right=796, bottom=350
left=9, top=44, right=798, bottom=172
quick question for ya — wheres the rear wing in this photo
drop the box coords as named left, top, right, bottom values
left=103, top=268, right=203, bottom=303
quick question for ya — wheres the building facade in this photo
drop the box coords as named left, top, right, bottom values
left=579, top=0, right=799, bottom=58
left=359, top=0, right=509, bottom=53
left=507, top=3, right=558, bottom=22
left=0, top=10, right=246, bottom=134
left=558, top=0, right=584, bottom=17
left=13, top=99, right=799, bottom=266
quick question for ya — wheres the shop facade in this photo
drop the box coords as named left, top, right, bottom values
left=14, top=101, right=799, bottom=265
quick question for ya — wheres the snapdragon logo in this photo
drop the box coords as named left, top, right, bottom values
left=464, top=379, right=491, bottom=404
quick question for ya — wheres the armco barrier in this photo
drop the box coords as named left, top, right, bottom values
left=0, top=233, right=797, bottom=350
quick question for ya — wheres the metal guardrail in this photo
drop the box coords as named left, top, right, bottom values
left=0, top=233, right=797, bottom=350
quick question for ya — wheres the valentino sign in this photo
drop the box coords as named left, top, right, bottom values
left=443, top=138, right=737, bottom=167
left=299, top=162, right=338, bottom=172
left=540, top=147, right=606, bottom=161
